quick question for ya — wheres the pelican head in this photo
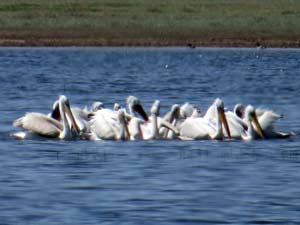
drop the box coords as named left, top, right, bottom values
left=126, top=96, right=149, bottom=121
left=171, top=104, right=180, bottom=120
left=180, top=103, right=195, bottom=119
left=51, top=95, right=70, bottom=120
left=59, top=95, right=81, bottom=135
left=150, top=100, right=160, bottom=115
left=245, top=105, right=265, bottom=139
left=59, top=95, right=69, bottom=104
left=91, top=101, right=104, bottom=112
left=117, top=108, right=126, bottom=123
left=214, top=98, right=231, bottom=138
left=114, top=103, right=121, bottom=111
left=234, top=104, right=245, bottom=118
left=214, top=98, right=224, bottom=109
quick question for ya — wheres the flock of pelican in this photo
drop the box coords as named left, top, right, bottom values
left=11, top=95, right=293, bottom=141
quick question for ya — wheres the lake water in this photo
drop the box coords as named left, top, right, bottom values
left=1, top=47, right=300, bottom=224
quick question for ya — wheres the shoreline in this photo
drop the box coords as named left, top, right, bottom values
left=0, top=38, right=300, bottom=48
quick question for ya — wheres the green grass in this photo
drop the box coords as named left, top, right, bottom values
left=0, top=0, right=300, bottom=45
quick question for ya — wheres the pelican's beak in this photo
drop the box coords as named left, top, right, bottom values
left=64, top=101, right=81, bottom=134
left=133, top=103, right=149, bottom=122
left=218, top=108, right=231, bottom=138
left=124, top=122, right=131, bottom=140
left=160, top=119, right=179, bottom=136
left=249, top=112, right=265, bottom=139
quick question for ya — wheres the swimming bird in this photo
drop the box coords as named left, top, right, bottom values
left=88, top=108, right=129, bottom=140
left=50, top=99, right=94, bottom=135
left=241, top=105, right=265, bottom=140
left=12, top=95, right=80, bottom=140
left=231, top=104, right=291, bottom=139
left=179, top=98, right=231, bottom=140
left=87, top=96, right=148, bottom=140
left=128, top=100, right=179, bottom=140
left=159, top=104, right=180, bottom=139
left=256, top=107, right=292, bottom=138
left=126, top=96, right=149, bottom=121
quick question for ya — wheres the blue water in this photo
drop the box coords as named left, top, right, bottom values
left=1, top=47, right=300, bottom=224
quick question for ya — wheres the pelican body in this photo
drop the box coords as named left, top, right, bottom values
left=12, top=95, right=80, bottom=140
left=179, top=98, right=231, bottom=140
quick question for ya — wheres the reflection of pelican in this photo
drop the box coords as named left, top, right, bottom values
left=12, top=95, right=80, bottom=140
left=128, top=100, right=179, bottom=140
left=179, top=98, right=231, bottom=140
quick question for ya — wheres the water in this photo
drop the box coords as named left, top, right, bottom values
left=1, top=47, right=300, bottom=224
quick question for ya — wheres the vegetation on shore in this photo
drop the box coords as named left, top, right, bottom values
left=0, top=0, right=300, bottom=46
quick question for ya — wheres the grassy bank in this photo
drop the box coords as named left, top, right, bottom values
left=0, top=0, right=300, bottom=46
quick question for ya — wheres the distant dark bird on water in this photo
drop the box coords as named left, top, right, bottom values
left=187, top=43, right=196, bottom=49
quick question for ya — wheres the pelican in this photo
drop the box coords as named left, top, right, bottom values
left=12, top=95, right=80, bottom=140
left=180, top=102, right=200, bottom=118
left=231, top=104, right=291, bottom=139
left=224, top=107, right=248, bottom=139
left=126, top=96, right=149, bottom=121
left=91, top=101, right=104, bottom=112
left=128, top=100, right=179, bottom=140
left=233, top=103, right=245, bottom=119
left=159, top=104, right=180, bottom=139
left=179, top=98, right=231, bottom=140
left=241, top=105, right=265, bottom=140
left=88, top=108, right=129, bottom=140
left=256, top=108, right=292, bottom=138
left=159, top=103, right=200, bottom=139
left=87, top=96, right=148, bottom=140
left=113, top=103, right=121, bottom=111
left=50, top=99, right=93, bottom=134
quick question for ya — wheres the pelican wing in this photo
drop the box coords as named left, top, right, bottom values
left=89, top=109, right=120, bottom=140
left=258, top=111, right=281, bottom=131
left=13, top=112, right=63, bottom=138
left=179, top=117, right=210, bottom=139
left=256, top=108, right=282, bottom=119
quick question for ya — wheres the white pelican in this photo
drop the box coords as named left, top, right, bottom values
left=126, top=96, right=149, bottom=121
left=128, top=100, right=179, bottom=140
left=179, top=98, right=231, bottom=140
left=159, top=103, right=200, bottom=139
left=231, top=104, right=291, bottom=139
left=256, top=108, right=292, bottom=138
left=88, top=108, right=129, bottom=140
left=180, top=102, right=200, bottom=118
left=241, top=105, right=265, bottom=140
left=159, top=104, right=180, bottom=139
left=87, top=96, right=149, bottom=140
left=91, top=101, right=104, bottom=112
left=12, top=95, right=80, bottom=140
left=50, top=99, right=93, bottom=134
left=224, top=108, right=248, bottom=139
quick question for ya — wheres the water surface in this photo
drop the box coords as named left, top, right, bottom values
left=1, top=47, right=300, bottom=224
